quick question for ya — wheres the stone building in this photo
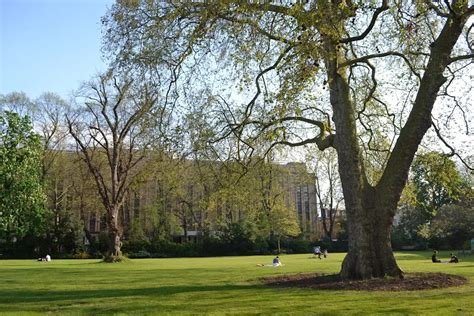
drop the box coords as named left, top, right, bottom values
left=82, top=160, right=320, bottom=242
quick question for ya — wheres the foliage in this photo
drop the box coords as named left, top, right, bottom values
left=430, top=204, right=474, bottom=249
left=0, top=111, right=48, bottom=242
left=412, top=152, right=464, bottom=217
left=394, top=152, right=471, bottom=249
left=72, top=251, right=92, bottom=259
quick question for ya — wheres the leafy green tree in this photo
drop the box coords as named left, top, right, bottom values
left=254, top=159, right=301, bottom=252
left=2, top=92, right=82, bottom=255
left=396, top=152, right=465, bottom=245
left=104, top=0, right=473, bottom=279
left=0, top=111, right=48, bottom=242
left=430, top=204, right=474, bottom=249
left=412, top=151, right=464, bottom=217
left=394, top=152, right=472, bottom=249
left=268, top=203, right=301, bottom=254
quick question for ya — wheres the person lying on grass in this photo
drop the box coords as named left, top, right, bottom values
left=257, top=256, right=283, bottom=267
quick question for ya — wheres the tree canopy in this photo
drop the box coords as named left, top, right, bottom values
left=0, top=111, right=47, bottom=241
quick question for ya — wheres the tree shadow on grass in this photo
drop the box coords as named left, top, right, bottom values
left=451, top=264, right=474, bottom=268
left=0, top=283, right=261, bottom=306
left=393, top=253, right=430, bottom=261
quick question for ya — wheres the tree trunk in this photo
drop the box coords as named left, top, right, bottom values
left=323, top=28, right=404, bottom=278
left=105, top=206, right=123, bottom=262
left=329, top=72, right=404, bottom=279
left=341, top=188, right=402, bottom=279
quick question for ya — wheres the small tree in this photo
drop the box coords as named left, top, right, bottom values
left=67, top=72, right=158, bottom=261
left=312, top=148, right=344, bottom=239
left=257, top=160, right=301, bottom=253
left=269, top=203, right=301, bottom=254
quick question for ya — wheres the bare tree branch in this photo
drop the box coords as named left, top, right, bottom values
left=340, top=0, right=389, bottom=44
left=340, top=51, right=421, bottom=80
left=431, top=118, right=473, bottom=171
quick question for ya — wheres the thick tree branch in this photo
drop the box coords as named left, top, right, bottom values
left=449, top=53, right=474, bottom=63
left=378, top=11, right=469, bottom=209
left=267, top=133, right=335, bottom=154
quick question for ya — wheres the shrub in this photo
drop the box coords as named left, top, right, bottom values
left=72, top=251, right=92, bottom=259
left=127, top=250, right=152, bottom=258
left=285, top=239, right=312, bottom=253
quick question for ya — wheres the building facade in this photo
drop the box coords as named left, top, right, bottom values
left=80, top=160, right=321, bottom=242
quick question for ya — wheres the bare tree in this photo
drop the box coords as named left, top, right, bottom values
left=34, top=93, right=71, bottom=179
left=67, top=72, right=158, bottom=261
left=313, top=149, right=344, bottom=240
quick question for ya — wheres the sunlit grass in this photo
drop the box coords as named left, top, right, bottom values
left=0, top=251, right=472, bottom=314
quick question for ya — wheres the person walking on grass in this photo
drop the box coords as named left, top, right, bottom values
left=313, top=246, right=322, bottom=259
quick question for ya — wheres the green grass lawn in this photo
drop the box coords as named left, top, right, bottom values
left=0, top=251, right=473, bottom=315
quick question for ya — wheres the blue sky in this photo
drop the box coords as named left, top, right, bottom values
left=0, top=0, right=115, bottom=99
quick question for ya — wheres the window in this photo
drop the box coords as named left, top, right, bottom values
left=100, top=215, right=107, bottom=231
left=89, top=213, right=96, bottom=232
left=134, top=193, right=140, bottom=219
left=296, top=189, right=302, bottom=215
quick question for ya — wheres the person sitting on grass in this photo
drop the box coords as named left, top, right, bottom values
left=432, top=250, right=441, bottom=263
left=272, top=256, right=282, bottom=267
left=257, top=256, right=283, bottom=267
left=449, top=253, right=459, bottom=263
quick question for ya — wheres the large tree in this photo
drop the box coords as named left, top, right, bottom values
left=104, top=1, right=473, bottom=278
left=67, top=72, right=159, bottom=261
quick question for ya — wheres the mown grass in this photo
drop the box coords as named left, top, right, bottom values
left=0, top=251, right=472, bottom=315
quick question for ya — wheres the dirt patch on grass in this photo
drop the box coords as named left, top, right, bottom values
left=261, top=272, right=467, bottom=291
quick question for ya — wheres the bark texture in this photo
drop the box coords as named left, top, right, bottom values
left=105, top=206, right=123, bottom=262
left=340, top=187, right=402, bottom=279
